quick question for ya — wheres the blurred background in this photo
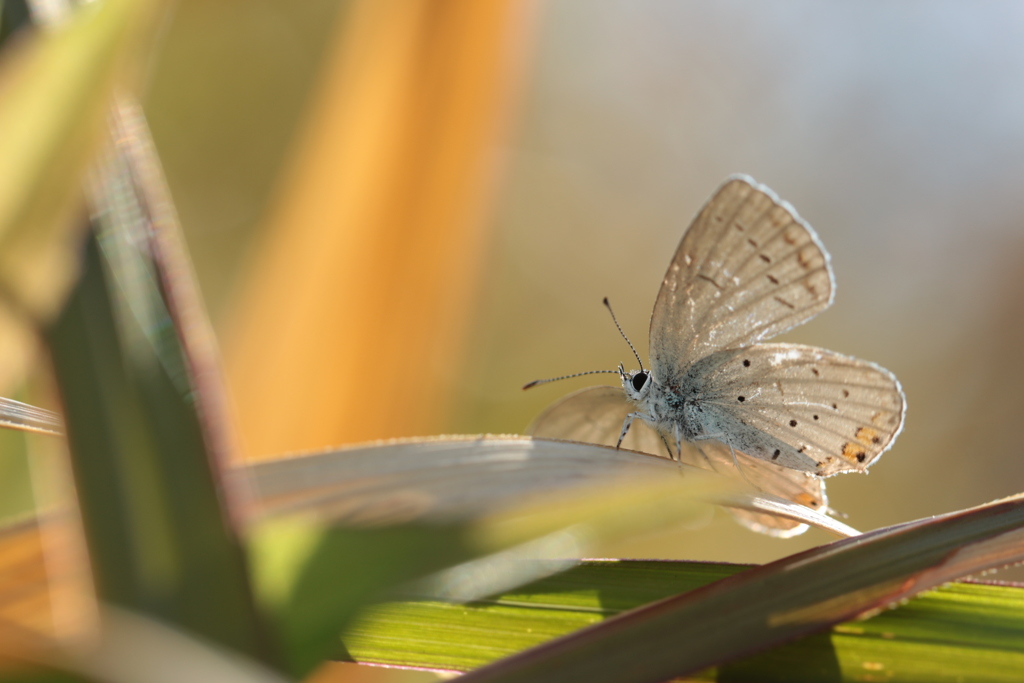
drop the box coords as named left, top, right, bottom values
left=4, top=2, right=1023, bottom=680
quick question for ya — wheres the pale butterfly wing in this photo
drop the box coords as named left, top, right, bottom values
left=650, top=175, right=834, bottom=382
left=527, top=385, right=827, bottom=536
left=688, top=440, right=826, bottom=538
left=527, top=385, right=671, bottom=457
left=680, top=344, right=905, bottom=476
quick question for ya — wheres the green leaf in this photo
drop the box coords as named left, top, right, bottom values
left=44, top=233, right=272, bottom=664
left=0, top=0, right=157, bottom=320
left=342, top=560, right=1024, bottom=682
left=449, top=494, right=1024, bottom=683
left=0, top=0, right=161, bottom=400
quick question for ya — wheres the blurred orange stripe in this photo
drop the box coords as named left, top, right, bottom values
left=226, top=0, right=536, bottom=460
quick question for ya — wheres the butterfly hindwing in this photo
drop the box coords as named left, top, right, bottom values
left=685, top=441, right=827, bottom=537
left=527, top=385, right=671, bottom=456
left=684, top=344, right=905, bottom=476
left=650, top=176, right=834, bottom=381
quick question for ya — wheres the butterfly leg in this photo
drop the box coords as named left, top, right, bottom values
left=693, top=443, right=717, bottom=472
left=658, top=433, right=676, bottom=461
left=616, top=412, right=650, bottom=450
left=672, top=422, right=684, bottom=461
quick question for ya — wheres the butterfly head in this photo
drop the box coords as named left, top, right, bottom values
left=619, top=363, right=652, bottom=401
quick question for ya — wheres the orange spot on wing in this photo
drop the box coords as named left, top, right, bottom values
left=856, top=426, right=881, bottom=446
left=842, top=442, right=867, bottom=463
left=795, top=492, right=821, bottom=508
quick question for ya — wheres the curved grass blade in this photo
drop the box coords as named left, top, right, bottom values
left=243, top=434, right=852, bottom=676
left=245, top=437, right=732, bottom=676
left=454, top=493, right=1024, bottom=683
left=243, top=435, right=851, bottom=674
left=341, top=560, right=1024, bottom=682
left=0, top=431, right=844, bottom=673
left=243, top=436, right=851, bottom=539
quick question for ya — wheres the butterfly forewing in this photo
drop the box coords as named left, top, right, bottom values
left=650, top=176, right=834, bottom=382
left=688, top=344, right=905, bottom=476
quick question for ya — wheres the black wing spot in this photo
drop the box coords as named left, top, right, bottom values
left=759, top=253, right=772, bottom=263
left=857, top=453, right=866, bottom=463
left=766, top=274, right=780, bottom=285
left=743, top=359, right=751, bottom=367
left=737, top=396, right=745, bottom=402
left=811, top=367, right=820, bottom=376
left=872, top=436, right=881, bottom=444
left=789, top=419, right=798, bottom=427
left=813, top=414, right=819, bottom=420
left=797, top=446, right=805, bottom=453
left=832, top=403, right=838, bottom=410
left=774, top=296, right=795, bottom=309
left=842, top=389, right=850, bottom=398
left=772, top=449, right=780, bottom=460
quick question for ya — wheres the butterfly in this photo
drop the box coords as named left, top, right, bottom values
left=525, top=175, right=906, bottom=536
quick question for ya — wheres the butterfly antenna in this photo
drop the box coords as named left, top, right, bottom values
left=522, top=369, right=620, bottom=390
left=603, top=297, right=644, bottom=371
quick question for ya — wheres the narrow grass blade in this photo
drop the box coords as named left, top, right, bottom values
left=453, top=494, right=1024, bottom=683
left=341, top=560, right=1024, bottom=682
left=0, top=398, right=62, bottom=437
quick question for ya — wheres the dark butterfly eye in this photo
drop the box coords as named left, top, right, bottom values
left=631, top=371, right=649, bottom=392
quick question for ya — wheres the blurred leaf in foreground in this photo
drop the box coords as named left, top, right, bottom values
left=0, top=0, right=159, bottom=395
left=45, top=231, right=271, bottom=662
